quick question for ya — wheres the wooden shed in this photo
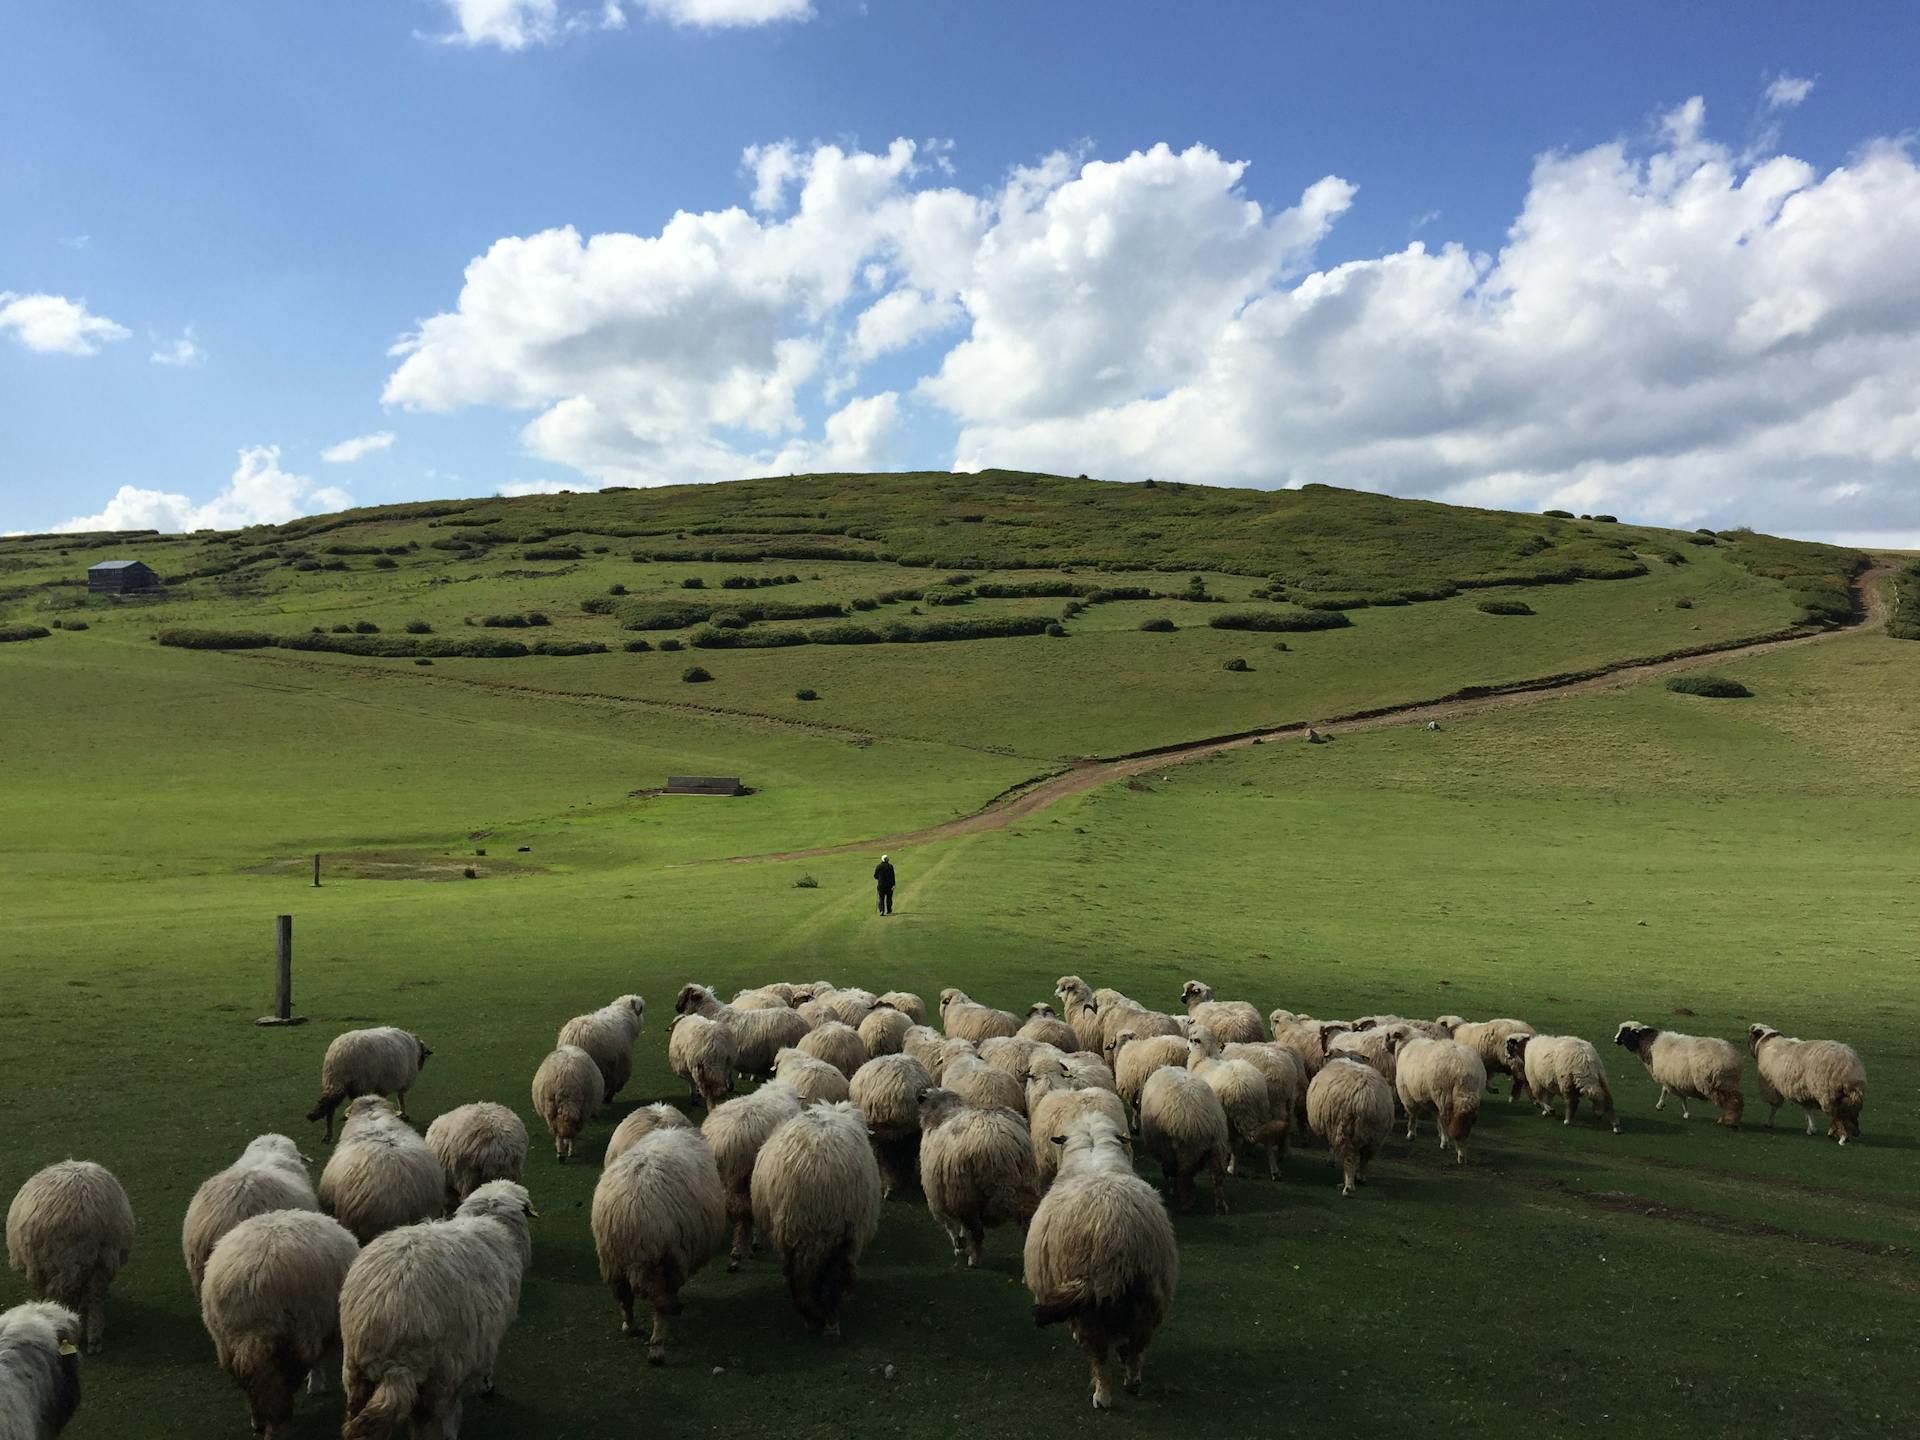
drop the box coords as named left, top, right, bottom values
left=87, top=559, right=159, bottom=594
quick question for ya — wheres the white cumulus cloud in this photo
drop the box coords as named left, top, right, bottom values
left=53, top=446, right=353, bottom=534
left=150, top=328, right=204, bottom=367
left=636, top=0, right=812, bottom=25
left=1765, top=73, right=1815, bottom=110
left=439, top=0, right=560, bottom=49
left=0, top=292, right=130, bottom=356
left=321, top=430, right=397, bottom=464
left=441, top=0, right=806, bottom=46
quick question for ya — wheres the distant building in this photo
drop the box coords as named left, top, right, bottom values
left=87, top=559, right=160, bottom=594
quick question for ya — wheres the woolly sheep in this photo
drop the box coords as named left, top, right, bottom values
left=938, top=988, right=1021, bottom=1042
left=1305, top=1056, right=1395, bottom=1196
left=816, top=987, right=879, bottom=1028
left=848, top=1054, right=933, bottom=1197
left=5, top=1162, right=134, bottom=1355
left=1027, top=1073, right=1130, bottom=1187
left=1437, top=1015, right=1534, bottom=1100
left=305, top=1027, right=432, bottom=1143
left=1269, top=1014, right=1349, bottom=1076
left=1023, top=1113, right=1178, bottom=1409
left=1114, top=1032, right=1190, bottom=1122
left=1222, top=1041, right=1307, bottom=1111
left=1185, top=1029, right=1286, bottom=1179
left=1504, top=1034, right=1619, bottom=1132
left=730, top=986, right=794, bottom=1010
left=423, top=1103, right=529, bottom=1208
left=199, top=1209, right=359, bottom=1439
left=1749, top=1025, right=1867, bottom=1143
left=1354, top=1014, right=1449, bottom=1040
left=605, top=1104, right=695, bottom=1167
left=1019, top=1003, right=1080, bottom=1052
left=978, top=1033, right=1041, bottom=1081
left=772, top=1048, right=852, bottom=1106
left=1328, top=1022, right=1412, bottom=1089
left=749, top=1102, right=883, bottom=1337
left=702, top=1082, right=805, bottom=1271
left=592, top=1127, right=726, bottom=1363
left=1138, top=1065, right=1230, bottom=1214
left=0, top=1301, right=82, bottom=1440
left=876, top=990, right=927, bottom=1025
left=531, top=1044, right=605, bottom=1160
left=798, top=1020, right=868, bottom=1079
left=1100, top=1007, right=1183, bottom=1067
left=182, top=1134, right=317, bottom=1299
left=674, top=984, right=811, bottom=1080
left=1613, top=1022, right=1743, bottom=1126
left=339, top=1180, right=534, bottom=1440
left=318, top=1098, right=445, bottom=1245
left=668, top=1013, right=739, bottom=1112
left=1179, top=981, right=1267, bottom=1043
left=556, top=994, right=646, bottom=1101
left=940, top=1052, right=1027, bottom=1115
left=1390, top=1036, right=1487, bottom=1163
left=1052, top=975, right=1107, bottom=1052
left=1059, top=1049, right=1117, bottom=1093
left=901, top=1024, right=946, bottom=1073
left=858, top=1005, right=914, bottom=1058
left=917, top=1087, right=1041, bottom=1265
left=925, top=1037, right=978, bottom=1082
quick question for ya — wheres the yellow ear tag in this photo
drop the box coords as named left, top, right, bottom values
left=59, top=1341, right=78, bottom=1356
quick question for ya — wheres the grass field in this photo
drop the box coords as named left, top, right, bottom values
left=1, top=478, right=1910, bottom=1439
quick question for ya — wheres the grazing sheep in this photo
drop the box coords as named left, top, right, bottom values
left=1138, top=1066, right=1231, bottom=1215
left=773, top=1048, right=852, bottom=1106
left=531, top=1044, right=605, bottom=1160
left=1052, top=975, right=1107, bottom=1052
left=182, top=1134, right=317, bottom=1299
left=876, top=991, right=927, bottom=1025
left=318, top=1098, right=445, bottom=1245
left=423, top=1104, right=529, bottom=1208
left=1390, top=1036, right=1487, bottom=1163
left=605, top=1104, right=694, bottom=1167
left=1269, top=1014, right=1350, bottom=1076
left=815, top=987, right=879, bottom=1029
left=702, top=1082, right=805, bottom=1271
left=1749, top=1025, right=1868, bottom=1143
left=858, top=1006, right=914, bottom=1058
left=917, top=1088, right=1041, bottom=1265
left=5, top=1162, right=134, bottom=1355
left=592, top=1128, right=726, bottom=1363
left=668, top=1013, right=739, bottom=1112
left=848, top=1054, right=933, bottom=1197
left=674, top=984, right=811, bottom=1080
left=1114, top=1032, right=1190, bottom=1122
left=1099, top=1008, right=1183, bottom=1067
left=1019, top=1004, right=1080, bottom=1052
left=1222, top=1041, right=1307, bottom=1113
left=940, top=1053, right=1027, bottom=1116
left=199, top=1209, right=359, bottom=1439
left=1023, top=1113, right=1178, bottom=1410
left=925, top=1037, right=978, bottom=1082
left=1305, top=1056, right=1395, bottom=1195
left=338, top=1181, right=534, bottom=1440
left=1328, top=1024, right=1411, bottom=1095
left=1058, top=1050, right=1118, bottom=1093
left=1185, top=1029, right=1287, bottom=1179
left=798, top=1021, right=868, bottom=1079
left=1613, top=1022, right=1744, bottom=1126
left=1179, top=981, right=1267, bottom=1043
left=901, top=1024, right=946, bottom=1073
left=978, top=1033, right=1041, bottom=1081
left=556, top=995, right=646, bottom=1101
left=1504, top=1035, right=1619, bottom=1132
left=305, top=1028, right=432, bottom=1143
left=749, top=1103, right=883, bottom=1337
left=938, top=989, right=1021, bottom=1042
left=1437, top=1016, right=1534, bottom=1100
left=1027, top=1074, right=1130, bottom=1187
left=731, top=986, right=794, bottom=1010
left=0, top=1301, right=82, bottom=1439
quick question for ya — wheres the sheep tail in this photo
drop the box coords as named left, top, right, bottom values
left=343, top=1372, right=419, bottom=1440
left=1032, top=1280, right=1090, bottom=1327
left=1252, top=1119, right=1291, bottom=1148
left=305, top=1089, right=343, bottom=1123
left=231, top=1335, right=303, bottom=1428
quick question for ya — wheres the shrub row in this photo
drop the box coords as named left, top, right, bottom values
left=1207, top=609, right=1352, bottom=633
left=153, top=628, right=606, bottom=660
left=1889, top=562, right=1920, bottom=641
left=1666, top=674, right=1752, bottom=699
left=620, top=598, right=845, bottom=631
left=480, top=612, right=552, bottom=628
left=0, top=623, right=52, bottom=643
left=1475, top=598, right=1535, bottom=616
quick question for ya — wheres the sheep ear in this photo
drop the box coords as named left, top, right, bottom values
left=59, top=1341, right=77, bottom=1356
left=1051, top=1134, right=1067, bottom=1146
left=525, top=1202, right=539, bottom=1218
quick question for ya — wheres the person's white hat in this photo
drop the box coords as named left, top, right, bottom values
left=880, top=853, right=889, bottom=861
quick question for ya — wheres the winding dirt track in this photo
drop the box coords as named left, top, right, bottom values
left=727, top=564, right=1895, bottom=865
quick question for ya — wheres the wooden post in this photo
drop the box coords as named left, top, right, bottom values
left=256, top=914, right=307, bottom=1027
left=312, top=854, right=321, bottom=888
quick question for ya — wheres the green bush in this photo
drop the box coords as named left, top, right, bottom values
left=526, top=612, right=551, bottom=627
left=413, top=657, right=433, bottom=666
left=1888, top=562, right=1920, bottom=641
left=404, top=619, right=433, bottom=634
left=809, top=625, right=884, bottom=645
left=608, top=583, right=627, bottom=596
left=1045, top=622, right=1067, bottom=637
left=1666, top=674, right=1752, bottom=698
left=530, top=639, right=607, bottom=656
left=482, top=614, right=529, bottom=628
left=1223, top=657, right=1250, bottom=672
left=58, top=620, right=89, bottom=631
left=623, top=638, right=653, bottom=652
left=659, top=638, right=683, bottom=652
left=795, top=688, right=818, bottom=701
left=1543, top=509, right=1575, bottom=519
left=579, top=596, right=618, bottom=615
left=921, top=585, right=971, bottom=606
left=523, top=546, right=582, bottom=560
left=1139, top=617, right=1176, bottom=632
left=1208, top=609, right=1351, bottom=633
left=1475, top=599, right=1534, bottom=616
left=682, top=665, right=713, bottom=683
left=1672, top=597, right=1694, bottom=610
left=353, top=620, right=381, bottom=634
left=0, top=623, right=52, bottom=643
left=711, top=612, right=748, bottom=630
left=373, top=555, right=398, bottom=569
left=682, top=576, right=705, bottom=589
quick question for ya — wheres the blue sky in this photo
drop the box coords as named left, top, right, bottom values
left=4, top=2, right=1918, bottom=541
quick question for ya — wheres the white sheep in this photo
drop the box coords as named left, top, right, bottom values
left=181, top=1134, right=317, bottom=1299
left=731, top=986, right=794, bottom=1010
left=5, top=1161, right=134, bottom=1355
left=1327, top=1023, right=1411, bottom=1092
left=978, top=1033, right=1041, bottom=1081
left=876, top=990, right=927, bottom=1025
left=317, top=1097, right=445, bottom=1245
left=938, top=988, right=1021, bottom=1042
left=749, top=1103, right=883, bottom=1337
left=1436, top=1015, right=1535, bottom=1100
left=1185, top=1028, right=1286, bottom=1179
left=1179, top=981, right=1267, bottom=1043
left=1059, top=1049, right=1117, bottom=1093
left=1390, top=1035, right=1487, bottom=1163
left=1052, top=975, right=1107, bottom=1052
left=531, top=1044, right=605, bottom=1160
left=604, top=1103, right=695, bottom=1167
left=556, top=994, right=646, bottom=1101
left=592, top=1127, right=727, bottom=1364
left=901, top=1024, right=946, bottom=1073
left=1269, top=1014, right=1350, bottom=1076
left=1099, top=1007, right=1183, bottom=1067
left=199, top=1209, right=359, bottom=1439
left=858, top=1006, right=913, bottom=1058
left=772, top=1048, right=851, bottom=1106
left=305, top=1027, right=432, bottom=1143
left=668, top=1013, right=739, bottom=1112
left=1748, top=1025, right=1868, bottom=1143
left=1113, top=1032, right=1190, bottom=1123
left=1305, top=1055, right=1395, bottom=1195
left=938, top=1051, right=1025, bottom=1115
left=1138, top=1066, right=1231, bottom=1215
left=1613, top=1022, right=1744, bottom=1126
left=1504, top=1034, right=1619, bottom=1132
left=702, top=1082, right=805, bottom=1271
left=816, top=987, right=879, bottom=1029
left=0, top=1300, right=82, bottom=1438
left=798, top=1020, right=868, bottom=1079
left=917, top=1087, right=1041, bottom=1265
left=423, top=1103, right=529, bottom=1207
left=674, top=984, right=811, bottom=1080
left=1027, top=1072, right=1130, bottom=1187
left=338, top=1180, right=534, bottom=1439
left=1018, top=1003, right=1080, bottom=1052
left=1023, top=1113, right=1178, bottom=1409
left=848, top=1053, right=933, bottom=1197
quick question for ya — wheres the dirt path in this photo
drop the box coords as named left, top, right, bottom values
left=726, top=564, right=1895, bottom=865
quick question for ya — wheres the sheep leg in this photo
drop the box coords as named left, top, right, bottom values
left=1211, top=1154, right=1230, bottom=1216
left=395, top=1086, right=410, bottom=1120
left=308, top=1339, right=340, bottom=1394
left=1564, top=1093, right=1579, bottom=1126
left=963, top=1222, right=985, bottom=1268
left=647, top=1306, right=672, bottom=1366
left=1655, top=1085, right=1667, bottom=1110
left=1803, top=1108, right=1820, bottom=1136
left=1678, top=1094, right=1692, bottom=1120
left=1120, top=1329, right=1149, bottom=1396
left=612, top=1277, right=637, bottom=1335
left=728, top=1217, right=751, bottom=1272
left=1264, top=1142, right=1279, bottom=1181
left=1081, top=1332, right=1116, bottom=1410
left=1601, top=1095, right=1621, bottom=1134
left=1765, top=1101, right=1779, bottom=1127
left=1405, top=1111, right=1417, bottom=1141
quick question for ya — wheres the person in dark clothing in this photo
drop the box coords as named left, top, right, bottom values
left=874, top=854, right=896, bottom=915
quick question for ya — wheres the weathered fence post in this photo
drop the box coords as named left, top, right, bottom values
left=312, top=854, right=321, bottom=888
left=255, top=914, right=307, bottom=1027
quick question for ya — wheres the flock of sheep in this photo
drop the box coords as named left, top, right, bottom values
left=1, top=976, right=1870, bottom=1432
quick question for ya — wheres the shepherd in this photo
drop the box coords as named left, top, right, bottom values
left=874, top=853, right=896, bottom=916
